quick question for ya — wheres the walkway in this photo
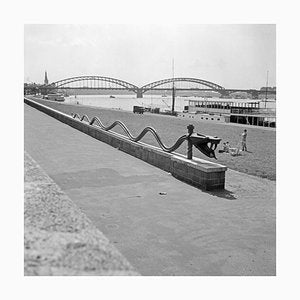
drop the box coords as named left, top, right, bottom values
left=24, top=103, right=276, bottom=275
left=24, top=151, right=139, bottom=275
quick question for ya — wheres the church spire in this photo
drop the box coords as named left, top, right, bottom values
left=44, top=71, right=49, bottom=85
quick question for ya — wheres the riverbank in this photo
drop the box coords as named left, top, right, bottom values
left=30, top=98, right=276, bottom=180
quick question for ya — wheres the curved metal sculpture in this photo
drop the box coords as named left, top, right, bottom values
left=71, top=113, right=221, bottom=159
left=189, top=133, right=221, bottom=158
left=140, top=77, right=225, bottom=93
left=47, top=76, right=140, bottom=92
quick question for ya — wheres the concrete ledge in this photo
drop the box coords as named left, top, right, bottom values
left=24, top=151, right=139, bottom=276
left=171, top=155, right=226, bottom=190
left=24, top=97, right=227, bottom=190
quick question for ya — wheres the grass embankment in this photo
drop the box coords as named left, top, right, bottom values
left=31, top=99, right=276, bottom=181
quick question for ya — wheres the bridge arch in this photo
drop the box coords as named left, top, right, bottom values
left=48, top=76, right=139, bottom=92
left=140, top=77, right=225, bottom=93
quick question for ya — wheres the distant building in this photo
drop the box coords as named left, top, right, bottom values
left=260, top=86, right=276, bottom=92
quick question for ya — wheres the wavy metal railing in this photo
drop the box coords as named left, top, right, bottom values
left=71, top=113, right=221, bottom=158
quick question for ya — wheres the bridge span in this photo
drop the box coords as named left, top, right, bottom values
left=33, top=75, right=275, bottom=99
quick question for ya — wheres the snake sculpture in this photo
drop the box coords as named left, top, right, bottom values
left=71, top=113, right=221, bottom=159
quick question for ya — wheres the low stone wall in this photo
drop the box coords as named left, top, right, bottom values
left=25, top=97, right=227, bottom=190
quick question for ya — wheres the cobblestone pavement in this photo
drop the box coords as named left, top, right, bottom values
left=24, top=103, right=275, bottom=275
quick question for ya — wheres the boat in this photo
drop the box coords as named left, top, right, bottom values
left=110, top=95, right=115, bottom=98
left=44, top=93, right=65, bottom=102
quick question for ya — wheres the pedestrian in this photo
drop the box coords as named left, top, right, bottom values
left=224, top=142, right=230, bottom=153
left=219, top=142, right=228, bottom=153
left=241, top=129, right=247, bottom=151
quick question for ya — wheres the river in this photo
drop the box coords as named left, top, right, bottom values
left=64, top=94, right=276, bottom=112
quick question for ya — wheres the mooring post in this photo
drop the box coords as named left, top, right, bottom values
left=187, top=124, right=194, bottom=159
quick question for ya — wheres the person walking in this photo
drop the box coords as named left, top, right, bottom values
left=241, top=129, right=247, bottom=151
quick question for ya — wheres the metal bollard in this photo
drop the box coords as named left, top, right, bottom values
left=187, top=124, right=194, bottom=159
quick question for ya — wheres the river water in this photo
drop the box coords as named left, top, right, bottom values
left=65, top=94, right=189, bottom=112
left=64, top=94, right=276, bottom=112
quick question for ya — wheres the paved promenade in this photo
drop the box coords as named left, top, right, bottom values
left=24, top=151, right=139, bottom=275
left=24, top=103, right=276, bottom=275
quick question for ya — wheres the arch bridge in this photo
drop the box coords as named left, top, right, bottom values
left=138, top=77, right=225, bottom=97
left=42, top=75, right=227, bottom=98
left=39, top=75, right=274, bottom=99
left=43, top=75, right=140, bottom=95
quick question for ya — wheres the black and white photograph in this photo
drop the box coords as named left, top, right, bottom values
left=3, top=0, right=300, bottom=299
left=24, top=23, right=276, bottom=276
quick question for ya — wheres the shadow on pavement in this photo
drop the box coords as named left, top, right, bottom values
left=207, top=189, right=237, bottom=200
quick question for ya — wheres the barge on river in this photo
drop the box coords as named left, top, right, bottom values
left=178, top=98, right=276, bottom=128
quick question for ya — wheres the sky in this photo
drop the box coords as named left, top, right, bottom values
left=24, top=24, right=276, bottom=89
